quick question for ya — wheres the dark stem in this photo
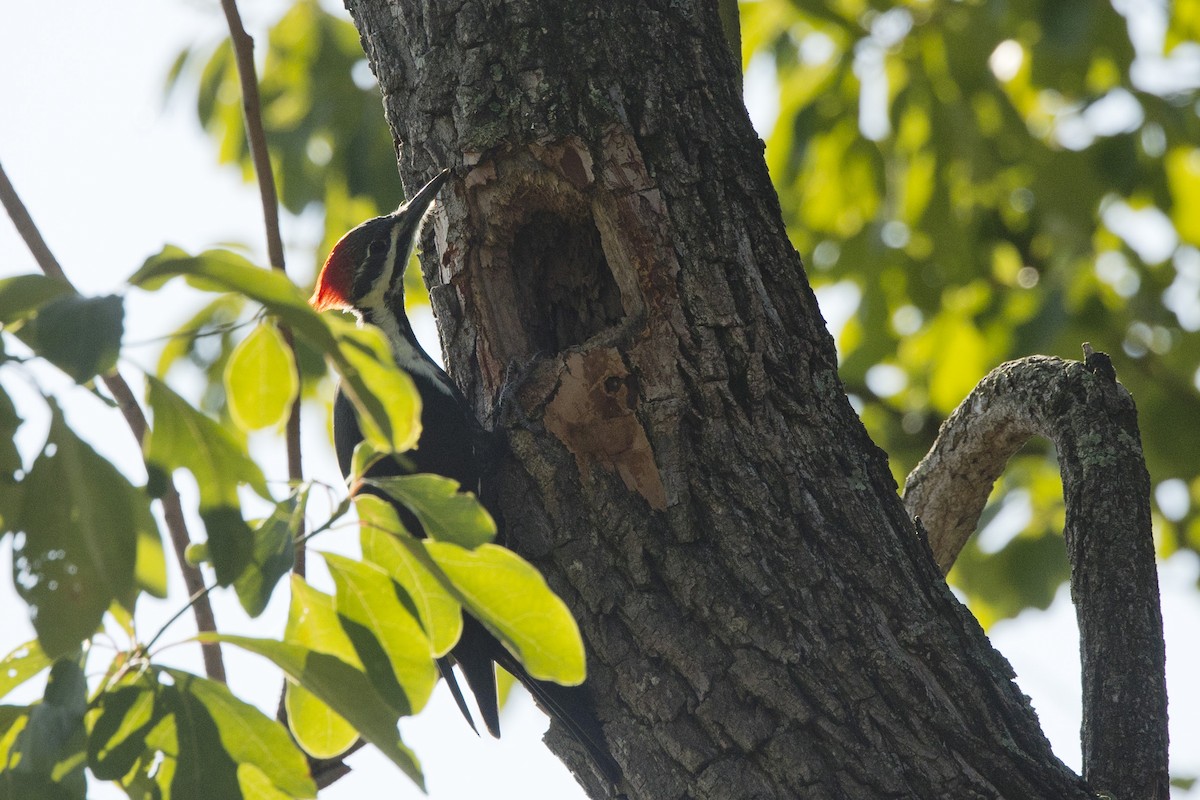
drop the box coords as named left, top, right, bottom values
left=217, top=0, right=306, bottom=575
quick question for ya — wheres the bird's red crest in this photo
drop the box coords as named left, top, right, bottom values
left=309, top=240, right=355, bottom=312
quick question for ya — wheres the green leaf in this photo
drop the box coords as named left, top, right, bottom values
left=7, top=659, right=87, bottom=796
left=131, top=246, right=335, bottom=355
left=117, top=672, right=301, bottom=800
left=203, top=633, right=423, bottom=789
left=349, top=438, right=385, bottom=484
left=238, top=764, right=300, bottom=800
left=358, top=496, right=462, bottom=656
left=364, top=474, right=496, bottom=548
left=282, top=684, right=354, bottom=762
left=144, top=374, right=269, bottom=508
left=106, top=601, right=135, bottom=639
left=284, top=577, right=359, bottom=666
left=199, top=507, right=256, bottom=589
left=0, top=275, right=73, bottom=325
left=282, top=577, right=359, bottom=759
left=233, top=489, right=307, bottom=617
left=11, top=404, right=139, bottom=657
left=0, top=705, right=28, bottom=763
left=0, top=389, right=21, bottom=532
left=131, top=246, right=419, bottom=456
left=17, top=294, right=124, bottom=383
left=87, top=680, right=159, bottom=781
left=0, top=772, right=76, bottom=800
left=426, top=542, right=586, bottom=685
left=133, top=511, right=169, bottom=601
left=322, top=553, right=437, bottom=714
left=144, top=374, right=266, bottom=586
left=122, top=680, right=180, bottom=797
left=0, top=387, right=21, bottom=475
left=328, top=317, right=421, bottom=454
left=224, top=321, right=299, bottom=432
left=0, top=642, right=50, bottom=702
left=168, top=670, right=317, bottom=799
left=163, top=678, right=242, bottom=800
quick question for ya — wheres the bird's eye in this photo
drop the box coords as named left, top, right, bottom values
left=367, top=239, right=388, bottom=257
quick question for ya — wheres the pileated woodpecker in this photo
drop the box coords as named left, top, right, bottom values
left=309, top=170, right=617, bottom=783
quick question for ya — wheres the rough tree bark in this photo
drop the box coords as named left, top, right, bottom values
left=904, top=354, right=1168, bottom=799
left=340, top=1, right=1165, bottom=798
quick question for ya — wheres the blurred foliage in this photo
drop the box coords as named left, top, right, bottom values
left=742, top=0, right=1200, bottom=620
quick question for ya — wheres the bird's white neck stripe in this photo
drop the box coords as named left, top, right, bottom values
left=359, top=224, right=402, bottom=315
left=354, top=228, right=456, bottom=398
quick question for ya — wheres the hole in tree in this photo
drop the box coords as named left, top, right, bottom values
left=510, top=210, right=624, bottom=353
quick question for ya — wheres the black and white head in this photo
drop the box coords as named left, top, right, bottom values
left=309, top=169, right=450, bottom=319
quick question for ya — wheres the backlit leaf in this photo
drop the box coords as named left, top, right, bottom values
left=133, top=512, right=168, bottom=601
left=224, top=321, right=299, bottom=432
left=131, top=247, right=335, bottom=356
left=203, top=634, right=423, bottom=788
left=199, top=507, right=256, bottom=589
left=87, top=679, right=159, bottom=781
left=132, top=246, right=419, bottom=457
left=145, top=375, right=269, bottom=508
left=282, top=578, right=358, bottom=759
left=425, top=542, right=586, bottom=685
left=144, top=375, right=266, bottom=584
left=169, top=670, right=316, bottom=799
left=358, top=496, right=462, bottom=657
left=364, top=474, right=495, bottom=548
left=0, top=642, right=50, bottom=702
left=323, top=553, right=437, bottom=714
left=164, top=677, right=241, bottom=800
left=328, top=317, right=421, bottom=454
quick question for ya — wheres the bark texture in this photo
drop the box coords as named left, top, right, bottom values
left=343, top=1, right=1108, bottom=797
left=905, top=355, right=1168, bottom=800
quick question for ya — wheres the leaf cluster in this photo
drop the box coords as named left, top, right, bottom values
left=0, top=252, right=585, bottom=797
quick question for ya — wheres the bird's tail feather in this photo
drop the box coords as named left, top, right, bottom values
left=488, top=640, right=621, bottom=786
left=437, top=657, right=480, bottom=735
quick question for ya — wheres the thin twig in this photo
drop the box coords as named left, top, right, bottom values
left=218, top=0, right=307, bottom=576
left=0, top=158, right=227, bottom=682
left=145, top=582, right=217, bottom=655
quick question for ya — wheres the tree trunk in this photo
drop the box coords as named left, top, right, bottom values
left=342, top=1, right=1114, bottom=796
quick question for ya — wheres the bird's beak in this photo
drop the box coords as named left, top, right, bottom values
left=396, top=169, right=451, bottom=217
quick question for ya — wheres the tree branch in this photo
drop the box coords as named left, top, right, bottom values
left=0, top=158, right=226, bottom=683
left=217, top=0, right=306, bottom=575
left=904, top=352, right=1168, bottom=799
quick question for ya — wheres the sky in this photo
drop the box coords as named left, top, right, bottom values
left=0, top=1, right=1197, bottom=798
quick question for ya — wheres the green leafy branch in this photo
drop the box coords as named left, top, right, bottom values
left=0, top=244, right=588, bottom=798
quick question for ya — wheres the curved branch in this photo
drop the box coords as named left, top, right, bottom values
left=904, top=352, right=1168, bottom=799
left=0, top=159, right=226, bottom=682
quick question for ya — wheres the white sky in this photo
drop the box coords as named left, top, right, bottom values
left=0, top=2, right=1197, bottom=798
